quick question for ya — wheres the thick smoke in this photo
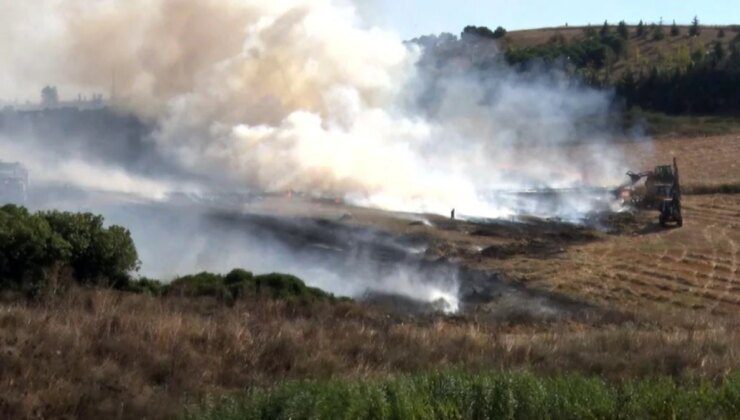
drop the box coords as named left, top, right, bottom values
left=1, top=0, right=629, bottom=219
left=0, top=0, right=639, bottom=310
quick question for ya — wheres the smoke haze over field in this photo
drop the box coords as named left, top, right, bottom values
left=0, top=0, right=653, bottom=311
left=0, top=0, right=635, bottom=219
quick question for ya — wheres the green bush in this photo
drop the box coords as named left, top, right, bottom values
left=168, top=272, right=231, bottom=299
left=165, top=269, right=336, bottom=302
left=224, top=268, right=253, bottom=285
left=186, top=371, right=740, bottom=420
left=247, top=273, right=332, bottom=300
left=124, top=277, right=167, bottom=296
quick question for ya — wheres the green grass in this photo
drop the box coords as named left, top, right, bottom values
left=185, top=371, right=740, bottom=420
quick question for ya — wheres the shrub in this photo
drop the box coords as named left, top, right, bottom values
left=238, top=272, right=334, bottom=301
left=124, top=277, right=167, bottom=296
left=167, top=272, right=231, bottom=299
left=224, top=268, right=253, bottom=285
left=165, top=269, right=337, bottom=302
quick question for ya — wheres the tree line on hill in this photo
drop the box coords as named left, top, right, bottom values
left=445, top=18, right=740, bottom=115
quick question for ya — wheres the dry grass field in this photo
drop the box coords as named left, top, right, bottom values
left=1, top=289, right=737, bottom=419
left=510, top=194, right=740, bottom=313
left=628, top=134, right=740, bottom=189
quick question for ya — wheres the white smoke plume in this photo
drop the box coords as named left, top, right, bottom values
left=0, top=0, right=631, bottom=219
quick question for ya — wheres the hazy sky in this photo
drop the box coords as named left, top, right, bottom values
left=371, top=0, right=740, bottom=39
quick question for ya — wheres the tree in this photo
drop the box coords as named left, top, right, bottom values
left=40, top=86, right=59, bottom=107
left=653, top=24, right=665, bottom=41
left=637, top=20, right=646, bottom=37
left=712, top=41, right=726, bottom=63
left=718, top=28, right=726, bottom=38
left=0, top=205, right=70, bottom=290
left=583, top=24, right=597, bottom=37
left=617, top=21, right=629, bottom=39
left=600, top=20, right=610, bottom=37
left=461, top=25, right=506, bottom=41
left=41, top=211, right=139, bottom=286
left=671, top=21, right=680, bottom=36
left=689, top=16, right=701, bottom=37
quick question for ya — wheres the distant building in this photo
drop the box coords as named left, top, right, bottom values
left=1, top=86, right=109, bottom=112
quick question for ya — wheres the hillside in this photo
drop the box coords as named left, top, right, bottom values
left=419, top=23, right=740, bottom=117
left=505, top=24, right=738, bottom=80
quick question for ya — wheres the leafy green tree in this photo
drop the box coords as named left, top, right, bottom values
left=671, top=21, right=680, bottom=36
left=0, top=205, right=71, bottom=290
left=0, top=206, right=139, bottom=293
left=689, top=16, right=701, bottom=37
left=617, top=21, right=629, bottom=39
left=42, top=211, right=139, bottom=286
left=492, top=26, right=507, bottom=38
left=461, top=25, right=506, bottom=41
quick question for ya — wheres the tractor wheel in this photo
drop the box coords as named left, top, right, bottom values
left=659, top=215, right=667, bottom=227
left=675, top=202, right=683, bottom=227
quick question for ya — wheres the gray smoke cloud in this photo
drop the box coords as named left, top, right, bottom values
left=0, top=0, right=632, bottom=219
left=0, top=0, right=645, bottom=310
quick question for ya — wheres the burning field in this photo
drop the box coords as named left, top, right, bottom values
left=1, top=0, right=739, bottom=418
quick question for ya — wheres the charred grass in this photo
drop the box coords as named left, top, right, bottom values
left=0, top=289, right=738, bottom=419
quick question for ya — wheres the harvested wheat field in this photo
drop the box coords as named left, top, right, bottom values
left=500, top=194, right=740, bottom=314
left=628, top=134, right=740, bottom=191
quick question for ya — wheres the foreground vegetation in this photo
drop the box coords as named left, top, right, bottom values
left=188, top=371, right=740, bottom=419
left=0, top=287, right=737, bottom=419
